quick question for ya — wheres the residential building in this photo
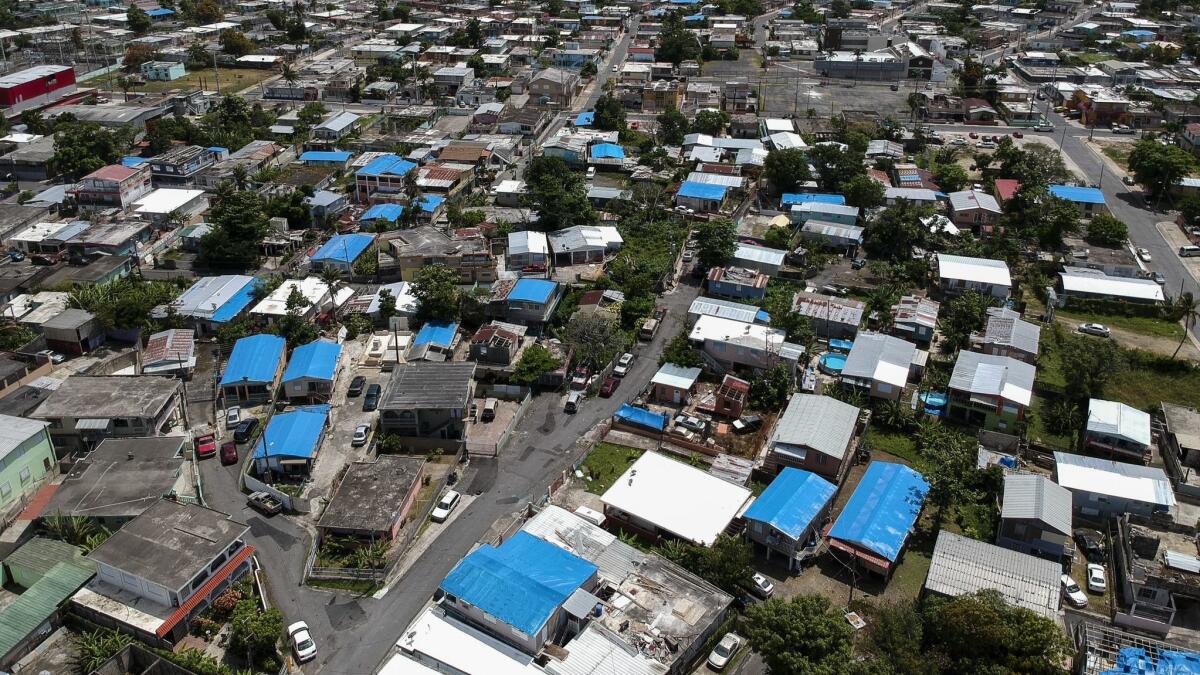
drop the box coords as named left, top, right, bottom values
left=467, top=322, right=522, bottom=366
left=0, top=415, right=55, bottom=516
left=649, top=362, right=702, bottom=404
left=140, top=61, right=185, bottom=81
left=689, top=315, right=804, bottom=375
left=318, top=455, right=426, bottom=541
left=251, top=277, right=345, bottom=323
left=1085, top=398, right=1153, bottom=464
left=252, top=405, right=328, bottom=476
left=675, top=181, right=728, bottom=213
left=385, top=226, right=496, bottom=283
left=827, top=461, right=929, bottom=576
left=924, top=531, right=1061, bottom=619
left=840, top=332, right=921, bottom=401
left=69, top=164, right=153, bottom=211
left=799, top=220, right=865, bottom=253
left=312, top=112, right=360, bottom=141
left=1113, top=515, right=1200, bottom=636
left=743, top=468, right=835, bottom=573
left=281, top=339, right=342, bottom=403
left=947, top=351, right=1035, bottom=432
left=688, top=296, right=770, bottom=325
left=791, top=290, right=863, bottom=340
left=996, top=473, right=1073, bottom=562
left=166, top=275, right=258, bottom=335
left=547, top=225, right=623, bottom=266
left=0, top=538, right=94, bottom=669
left=971, top=307, right=1040, bottom=364
left=935, top=253, right=1012, bottom=300
left=789, top=201, right=860, bottom=226
left=529, top=68, right=580, bottom=106
left=42, top=308, right=104, bottom=355
left=1058, top=267, right=1165, bottom=304
left=378, top=362, right=476, bottom=450
left=1049, top=184, right=1109, bottom=217
left=733, top=243, right=785, bottom=277
left=891, top=295, right=939, bottom=346
left=764, top=393, right=862, bottom=485
left=484, top=279, right=563, bottom=334
left=410, top=321, right=459, bottom=362
left=506, top=230, right=548, bottom=269
left=219, top=334, right=286, bottom=406
left=706, top=266, right=768, bottom=301
left=148, top=145, right=222, bottom=187
left=1054, top=451, right=1176, bottom=518
left=132, top=188, right=209, bottom=226
left=310, top=232, right=375, bottom=276
left=354, top=154, right=418, bottom=202
left=32, top=376, right=185, bottom=451
left=433, top=67, right=474, bottom=95
left=948, top=189, right=1003, bottom=233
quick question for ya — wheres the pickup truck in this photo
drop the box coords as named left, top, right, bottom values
left=248, top=491, right=283, bottom=515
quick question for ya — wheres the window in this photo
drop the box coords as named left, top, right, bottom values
left=0, top=482, right=10, bottom=499
left=1137, top=587, right=1159, bottom=601
left=877, top=383, right=893, bottom=394
left=19, top=467, right=30, bottom=484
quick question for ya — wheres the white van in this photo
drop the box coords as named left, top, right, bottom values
left=482, top=397, right=498, bottom=422
left=564, top=391, right=582, bottom=413
left=1180, top=245, right=1200, bottom=257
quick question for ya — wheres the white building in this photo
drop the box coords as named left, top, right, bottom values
left=936, top=253, right=1012, bottom=299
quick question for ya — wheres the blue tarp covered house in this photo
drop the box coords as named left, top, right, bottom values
left=411, top=320, right=459, bottom=361
left=360, top=203, right=405, bottom=224
left=781, top=193, right=846, bottom=206
left=827, top=461, right=929, bottom=575
left=253, top=404, right=329, bottom=476
left=281, top=339, right=342, bottom=402
left=676, top=181, right=728, bottom=213
left=311, top=233, right=375, bottom=274
left=219, top=334, right=286, bottom=405
left=743, top=468, right=836, bottom=571
left=1048, top=184, right=1108, bottom=216
left=299, top=150, right=352, bottom=167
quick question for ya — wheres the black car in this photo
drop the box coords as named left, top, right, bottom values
left=1073, top=528, right=1108, bottom=562
left=347, top=375, right=367, bottom=397
left=233, top=417, right=259, bottom=444
left=363, top=384, right=382, bottom=412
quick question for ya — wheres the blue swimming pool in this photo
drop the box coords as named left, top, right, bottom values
left=818, top=352, right=847, bottom=375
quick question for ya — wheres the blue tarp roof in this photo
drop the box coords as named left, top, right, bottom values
left=300, top=150, right=352, bottom=163
left=508, top=279, right=557, bottom=304
left=356, top=154, right=417, bottom=177
left=211, top=277, right=259, bottom=323
left=312, top=233, right=374, bottom=264
left=575, top=111, right=595, bottom=126
left=615, top=404, right=667, bottom=431
left=414, top=320, right=458, bottom=348
left=418, top=194, right=445, bottom=213
left=282, top=340, right=341, bottom=383
left=252, top=405, right=329, bottom=460
left=1049, top=184, right=1106, bottom=204
left=361, top=203, right=404, bottom=222
left=1101, top=647, right=1200, bottom=675
left=743, top=468, right=836, bottom=540
left=1122, top=29, right=1155, bottom=37
left=782, top=193, right=846, bottom=205
left=669, top=0, right=700, bottom=5
left=121, top=156, right=147, bottom=167
left=591, top=143, right=625, bottom=159
left=146, top=7, right=175, bottom=16
left=220, top=334, right=285, bottom=386
left=828, top=461, right=929, bottom=563
left=440, top=531, right=597, bottom=636
left=678, top=181, right=727, bottom=200
left=684, top=12, right=705, bottom=19
left=756, top=309, right=771, bottom=322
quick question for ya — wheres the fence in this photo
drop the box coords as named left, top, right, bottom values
left=244, top=474, right=296, bottom=512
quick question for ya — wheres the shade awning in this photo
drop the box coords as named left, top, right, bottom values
left=75, top=418, right=112, bottom=430
left=280, top=458, right=310, bottom=466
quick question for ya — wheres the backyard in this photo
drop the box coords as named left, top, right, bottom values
left=580, top=442, right=644, bottom=494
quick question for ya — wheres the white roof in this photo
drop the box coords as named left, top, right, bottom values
left=885, top=187, right=938, bottom=201
left=762, top=118, right=795, bottom=133
left=791, top=202, right=860, bottom=218
left=937, top=253, right=1012, bottom=287
left=1087, top=398, right=1152, bottom=446
left=949, top=351, right=1034, bottom=407
left=251, top=277, right=330, bottom=316
left=1054, top=451, right=1176, bottom=507
left=842, top=332, right=916, bottom=389
left=651, top=363, right=702, bottom=390
left=384, top=22, right=426, bottom=33
left=601, top=452, right=752, bottom=546
left=134, top=188, right=205, bottom=215
left=394, top=608, right=542, bottom=675
left=171, top=275, right=254, bottom=319
left=507, top=230, right=548, bottom=256
left=367, top=281, right=419, bottom=316
left=1059, top=268, right=1164, bottom=302
left=948, top=189, right=1001, bottom=214
left=495, top=179, right=526, bottom=194
left=0, top=414, right=48, bottom=462
left=734, top=243, right=786, bottom=266
left=688, top=296, right=763, bottom=324
left=690, top=315, right=787, bottom=351
left=768, top=131, right=806, bottom=150
left=8, top=221, right=77, bottom=245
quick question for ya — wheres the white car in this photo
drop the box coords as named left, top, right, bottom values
left=1061, top=574, right=1089, bottom=608
left=586, top=166, right=596, bottom=180
left=225, top=406, right=242, bottom=430
left=950, top=138, right=968, bottom=146
left=431, top=489, right=461, bottom=523
left=613, top=352, right=634, bottom=377
left=1137, top=247, right=1152, bottom=262
left=1087, top=563, right=1107, bottom=594
left=288, top=621, right=317, bottom=663
left=707, top=633, right=743, bottom=671
left=1078, top=322, right=1111, bottom=338
left=750, top=572, right=775, bottom=599
left=351, top=424, right=370, bottom=447
left=1035, top=124, right=1054, bottom=132
left=611, top=64, right=618, bottom=72
left=976, top=141, right=998, bottom=149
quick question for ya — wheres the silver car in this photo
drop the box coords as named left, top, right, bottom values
left=708, top=633, right=743, bottom=670
left=1078, top=323, right=1111, bottom=338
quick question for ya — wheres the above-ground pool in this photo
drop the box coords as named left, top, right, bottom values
left=920, top=391, right=948, bottom=415
left=818, top=352, right=847, bottom=375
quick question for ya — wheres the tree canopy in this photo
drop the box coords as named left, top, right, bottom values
left=764, top=148, right=812, bottom=194
left=655, top=12, right=701, bottom=65
left=656, top=107, right=688, bottom=145
left=524, top=156, right=595, bottom=231
left=411, top=264, right=461, bottom=323
left=1085, top=213, right=1128, bottom=247
left=694, top=217, right=738, bottom=269
left=199, top=184, right=269, bottom=270
left=50, top=117, right=131, bottom=180
left=744, top=594, right=855, bottom=675
left=592, top=94, right=626, bottom=131
left=1129, top=137, right=1194, bottom=197
left=562, top=313, right=625, bottom=369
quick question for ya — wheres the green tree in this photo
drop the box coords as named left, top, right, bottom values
left=830, top=0, right=851, bottom=16
left=377, top=287, right=397, bottom=320
left=524, top=156, right=595, bottom=230
left=843, top=173, right=885, bottom=209
left=126, top=4, right=152, bottom=33
left=744, top=595, right=854, bottom=675
left=229, top=598, right=284, bottom=665
left=660, top=332, right=703, bottom=368
left=1129, top=137, right=1194, bottom=198
left=200, top=185, right=269, bottom=270
left=749, top=364, right=792, bottom=411
left=920, top=426, right=979, bottom=523
left=695, top=217, right=737, bottom=268
left=932, top=162, right=969, bottom=193
left=74, top=629, right=134, bottom=673
left=580, top=60, right=597, bottom=77
left=1180, top=193, right=1200, bottom=228
left=1175, top=292, right=1200, bottom=359
left=864, top=199, right=933, bottom=261
left=411, top=264, right=461, bottom=323
left=763, top=148, right=812, bottom=194
left=692, top=109, right=730, bottom=136
left=862, top=601, right=932, bottom=674
left=593, top=93, right=626, bottom=131
left=656, top=106, right=688, bottom=145
left=1058, top=332, right=1119, bottom=401
left=655, top=11, right=701, bottom=65
left=562, top=312, right=625, bottom=369
left=658, top=535, right=752, bottom=592
left=922, top=590, right=1074, bottom=674
left=220, top=29, right=255, bottom=56
left=50, top=118, right=131, bottom=180
left=940, top=290, right=991, bottom=351
left=1085, top=213, right=1128, bottom=246
left=807, top=142, right=865, bottom=190
left=510, top=344, right=563, bottom=385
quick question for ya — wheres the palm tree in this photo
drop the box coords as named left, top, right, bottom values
left=74, top=629, right=133, bottom=673
left=280, top=62, right=298, bottom=90
left=852, top=49, right=863, bottom=84
left=231, top=164, right=249, bottom=190
left=319, top=263, right=343, bottom=290
left=115, top=76, right=131, bottom=102
left=1174, top=292, right=1200, bottom=359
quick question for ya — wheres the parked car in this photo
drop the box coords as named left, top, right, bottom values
left=1074, top=528, right=1108, bottom=562
left=968, top=132, right=979, bottom=139
left=1087, top=563, right=1107, bottom=594
left=599, top=376, right=620, bottom=398
left=611, top=64, right=618, bottom=72
left=586, top=167, right=596, bottom=180
left=1034, top=124, right=1054, bottom=132
left=1112, top=124, right=1136, bottom=135
left=36, top=349, right=65, bottom=364
left=1012, top=131, right=1023, bottom=138
left=220, top=441, right=238, bottom=465
left=707, top=633, right=744, bottom=671
left=1151, top=271, right=1166, bottom=285
left=233, top=417, right=259, bottom=444
left=347, top=375, right=366, bottom=397
left=950, top=138, right=968, bottom=146
left=732, top=415, right=763, bottom=433
left=194, top=434, right=217, bottom=459
left=288, top=621, right=317, bottom=663
left=352, top=424, right=370, bottom=447
left=1061, top=574, right=1089, bottom=607
left=653, top=306, right=667, bottom=321
left=363, top=383, right=381, bottom=411
left=851, top=257, right=867, bottom=270
left=1123, top=175, right=1136, bottom=186
left=675, top=414, right=706, bottom=433
left=248, top=491, right=282, bottom=516
left=6, top=250, right=23, bottom=262
left=564, top=391, right=582, bottom=413
left=749, top=573, right=775, bottom=599
left=1137, top=247, right=1152, bottom=262
left=225, top=406, right=242, bottom=430
left=1078, top=322, right=1111, bottom=338
left=431, top=489, right=461, bottom=523
left=976, top=141, right=997, bottom=149
left=614, top=352, right=634, bottom=377
left=682, top=250, right=694, bottom=262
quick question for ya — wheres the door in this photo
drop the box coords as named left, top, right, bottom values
left=43, top=457, right=51, bottom=471
left=672, top=389, right=681, bottom=404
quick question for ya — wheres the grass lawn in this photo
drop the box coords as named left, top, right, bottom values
left=1075, top=52, right=1111, bottom=64
left=1110, top=365, right=1200, bottom=410
left=1027, top=395, right=1074, bottom=450
left=1055, top=308, right=1184, bottom=341
left=863, top=429, right=924, bottom=469
left=87, top=67, right=277, bottom=94
left=580, top=442, right=644, bottom=494
left=1099, top=142, right=1134, bottom=171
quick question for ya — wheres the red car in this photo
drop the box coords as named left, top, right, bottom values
left=195, top=433, right=217, bottom=459
left=968, top=132, right=978, bottom=139
left=220, top=441, right=238, bottom=465
left=1012, top=131, right=1023, bottom=138
left=599, top=376, right=620, bottom=398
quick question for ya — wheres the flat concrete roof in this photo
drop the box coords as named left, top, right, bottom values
left=33, top=376, right=181, bottom=420
left=44, top=437, right=186, bottom=520
left=318, top=455, right=425, bottom=534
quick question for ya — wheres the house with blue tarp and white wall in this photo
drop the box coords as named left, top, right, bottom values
left=310, top=232, right=376, bottom=276
left=162, top=275, right=260, bottom=336
left=744, top=468, right=836, bottom=572
left=281, top=339, right=342, bottom=403
left=219, top=334, right=286, bottom=406
left=253, top=404, right=329, bottom=477
left=826, top=461, right=929, bottom=577
left=676, top=181, right=728, bottom=213
left=485, top=278, right=563, bottom=335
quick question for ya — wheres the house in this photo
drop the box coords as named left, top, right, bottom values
left=935, top=253, right=1012, bottom=300
left=433, top=67, right=474, bottom=95
left=799, top=220, right=865, bottom=253
left=506, top=230, right=548, bottom=269
left=365, top=281, right=419, bottom=320
left=318, top=455, right=426, bottom=540
left=924, top=531, right=1061, bottom=619
left=993, top=178, right=1021, bottom=205
left=42, top=308, right=104, bottom=355
left=42, top=436, right=187, bottom=528
left=251, top=277, right=344, bottom=323
left=0, top=537, right=95, bottom=669
left=140, top=330, right=193, bottom=379
left=69, top=164, right=153, bottom=211
left=840, top=332, right=920, bottom=401
left=948, top=189, right=1003, bottom=233
left=70, top=500, right=253, bottom=646
left=0, top=415, right=55, bottom=517
left=1058, top=267, right=1165, bottom=304
left=310, top=233, right=375, bottom=277
left=689, top=315, right=804, bottom=375
left=971, top=307, right=1040, bottom=364
left=133, top=188, right=209, bottom=226
left=601, top=451, right=754, bottom=546
left=378, top=362, right=475, bottom=450
left=1049, top=184, right=1109, bottom=217
left=411, top=320, right=459, bottom=362
left=743, top=468, right=835, bottom=573
left=148, top=145, right=222, bottom=187
left=1112, top=515, right=1200, bottom=636
left=281, top=339, right=342, bottom=403
left=354, top=154, right=417, bottom=202
left=140, top=61, right=185, bottom=81
left=688, top=296, right=770, bottom=325
left=791, top=290, right=863, bottom=340
left=790, top=201, right=860, bottom=226
left=32, top=376, right=185, bottom=451
left=764, top=393, right=862, bottom=485
left=706, top=266, right=768, bottom=301
left=299, top=150, right=352, bottom=168
left=708, top=374, right=750, bottom=420
left=167, top=275, right=258, bottom=335
left=1054, top=451, right=1176, bottom=518
left=891, top=295, right=939, bottom=346
left=219, top=334, right=286, bottom=406
left=676, top=181, right=728, bottom=213
left=996, top=472, right=1073, bottom=562
left=529, top=68, right=580, bottom=106
left=827, top=461, right=930, bottom=577
left=385, top=226, right=496, bottom=283
left=650, top=362, right=702, bottom=404
left=1085, top=398, right=1152, bottom=464
left=467, top=322, right=523, bottom=366
left=947, top=351, right=1034, bottom=432
left=494, top=180, right=528, bottom=208
left=733, top=243, right=786, bottom=276
left=484, top=279, right=563, bottom=334
left=252, top=404, right=329, bottom=476
left=305, top=189, right=348, bottom=222
left=313, top=112, right=360, bottom=141
left=547, top=225, right=623, bottom=266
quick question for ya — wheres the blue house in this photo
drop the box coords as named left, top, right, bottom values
left=589, top=143, right=625, bottom=166
left=140, top=61, right=185, bottom=81
left=676, top=181, right=728, bottom=213
left=743, top=468, right=836, bottom=572
left=253, top=404, right=329, bottom=476
left=310, top=233, right=375, bottom=275
left=359, top=203, right=405, bottom=226
left=219, top=334, right=286, bottom=406
left=416, top=194, right=445, bottom=222
left=827, top=461, right=929, bottom=577
left=299, top=150, right=352, bottom=168
left=411, top=320, right=459, bottom=361
left=1048, top=184, right=1108, bottom=217
left=169, top=275, right=259, bottom=335
left=281, top=339, right=342, bottom=403
left=439, top=531, right=599, bottom=653
left=486, top=278, right=563, bottom=333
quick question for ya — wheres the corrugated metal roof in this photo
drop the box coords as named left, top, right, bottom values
left=982, top=307, right=1041, bottom=355
left=1001, top=473, right=1072, bottom=536
left=519, top=506, right=640, bottom=584
left=0, top=561, right=94, bottom=658
left=734, top=243, right=785, bottom=266
left=688, top=296, right=764, bottom=324
left=770, top=393, right=859, bottom=461
left=1060, top=268, right=1164, bottom=303
left=743, top=467, right=835, bottom=539
left=925, top=531, right=1061, bottom=619
left=3, top=537, right=88, bottom=581
left=1054, top=452, right=1176, bottom=507
left=651, top=363, right=702, bottom=390
left=1087, top=398, right=1152, bottom=447
left=949, top=351, right=1035, bottom=407
left=841, top=332, right=916, bottom=389
left=937, top=253, right=1012, bottom=287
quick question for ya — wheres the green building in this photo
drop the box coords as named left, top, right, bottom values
left=0, top=537, right=95, bottom=669
left=0, top=415, right=56, bottom=513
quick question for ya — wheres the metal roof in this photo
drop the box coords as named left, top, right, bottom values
left=801, top=220, right=864, bottom=242
left=282, top=339, right=342, bottom=383
left=781, top=193, right=845, bottom=206
left=0, top=413, right=48, bottom=463
left=925, top=531, right=1061, bottom=619
left=413, top=320, right=458, bottom=348
left=220, top=334, right=285, bottom=386
left=981, top=307, right=1040, bottom=355
left=949, top=351, right=1035, bottom=407
left=252, top=405, right=329, bottom=460
left=828, top=461, right=929, bottom=562
left=0, top=561, right=94, bottom=659
left=841, top=332, right=916, bottom=389
left=948, top=189, right=1001, bottom=214
left=507, top=279, right=557, bottom=304
left=362, top=203, right=405, bottom=222
left=300, top=150, right=352, bottom=162
left=1060, top=268, right=1164, bottom=303
left=688, top=296, right=768, bottom=324
left=937, top=253, right=1012, bottom=287
left=734, top=242, right=785, bottom=266
left=508, top=230, right=548, bottom=256
left=357, top=154, right=417, bottom=178
left=1001, top=473, right=1072, bottom=535
left=650, top=363, right=702, bottom=390
left=770, top=393, right=859, bottom=461
left=742, top=467, right=835, bottom=540
left=1087, top=398, right=1152, bottom=447
left=171, top=275, right=258, bottom=322
left=316, top=111, right=360, bottom=132
left=1054, top=451, right=1176, bottom=507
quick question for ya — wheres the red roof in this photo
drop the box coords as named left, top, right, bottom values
left=157, top=545, right=255, bottom=637
left=84, top=164, right=140, bottom=182
left=994, top=178, right=1020, bottom=203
